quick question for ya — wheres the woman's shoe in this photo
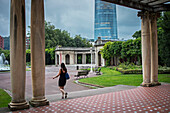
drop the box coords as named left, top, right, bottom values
left=65, top=93, right=68, bottom=99
left=62, top=96, right=64, bottom=99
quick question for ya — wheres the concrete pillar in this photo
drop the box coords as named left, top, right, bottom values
left=62, top=54, right=65, bottom=64
left=138, top=11, right=152, bottom=87
left=55, top=54, right=57, bottom=65
left=59, top=52, right=62, bottom=65
left=102, top=58, right=105, bottom=66
left=70, top=53, right=74, bottom=65
left=29, top=0, right=49, bottom=107
left=150, top=13, right=161, bottom=86
left=82, top=53, right=86, bottom=64
left=75, top=53, right=77, bottom=64
left=92, top=53, right=95, bottom=64
left=8, top=0, right=29, bottom=111
left=95, top=51, right=98, bottom=66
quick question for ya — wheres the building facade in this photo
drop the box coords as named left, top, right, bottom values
left=94, top=0, right=118, bottom=41
left=55, top=37, right=118, bottom=67
left=0, top=36, right=4, bottom=49
left=3, top=36, right=10, bottom=50
left=55, top=47, right=96, bottom=66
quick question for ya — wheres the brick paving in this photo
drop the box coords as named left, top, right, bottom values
left=11, top=84, right=170, bottom=113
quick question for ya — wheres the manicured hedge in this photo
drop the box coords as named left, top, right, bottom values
left=114, top=68, right=170, bottom=74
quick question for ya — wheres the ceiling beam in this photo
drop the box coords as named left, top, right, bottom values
left=140, top=0, right=157, bottom=4
left=154, top=4, right=170, bottom=12
left=148, top=0, right=170, bottom=6
left=102, top=0, right=154, bottom=11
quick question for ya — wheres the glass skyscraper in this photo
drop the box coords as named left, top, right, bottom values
left=94, top=0, right=118, bottom=41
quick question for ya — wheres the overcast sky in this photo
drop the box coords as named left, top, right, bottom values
left=0, top=0, right=141, bottom=40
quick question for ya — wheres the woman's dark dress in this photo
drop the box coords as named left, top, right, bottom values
left=59, top=69, right=66, bottom=87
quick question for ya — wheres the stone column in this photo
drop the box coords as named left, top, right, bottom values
left=95, top=51, right=98, bottom=67
left=75, top=53, right=77, bottom=64
left=92, top=53, right=95, bottom=64
left=70, top=53, right=74, bottom=65
left=138, top=11, right=152, bottom=87
left=62, top=53, right=65, bottom=64
left=149, top=13, right=161, bottom=86
left=30, top=0, right=49, bottom=107
left=8, top=0, right=29, bottom=111
left=55, top=54, right=57, bottom=65
left=59, top=52, right=62, bottom=65
left=82, top=53, right=86, bottom=64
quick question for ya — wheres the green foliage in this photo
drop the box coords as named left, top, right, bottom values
left=26, top=49, right=31, bottom=63
left=157, top=11, right=170, bottom=66
left=132, top=30, right=141, bottom=39
left=112, top=63, right=170, bottom=74
left=26, top=21, right=92, bottom=65
left=79, top=67, right=170, bottom=87
left=44, top=21, right=92, bottom=48
left=101, top=38, right=141, bottom=66
left=26, top=48, right=56, bottom=65
left=0, top=88, right=11, bottom=108
left=101, top=41, right=112, bottom=66
left=45, top=47, right=56, bottom=65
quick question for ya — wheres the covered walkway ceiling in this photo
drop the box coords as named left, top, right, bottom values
left=102, top=0, right=170, bottom=12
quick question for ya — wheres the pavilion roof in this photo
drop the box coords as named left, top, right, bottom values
left=102, top=0, right=170, bottom=12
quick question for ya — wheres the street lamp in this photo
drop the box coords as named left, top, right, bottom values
left=90, top=47, right=93, bottom=72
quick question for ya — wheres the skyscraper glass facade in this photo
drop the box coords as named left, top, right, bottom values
left=94, top=0, right=118, bottom=41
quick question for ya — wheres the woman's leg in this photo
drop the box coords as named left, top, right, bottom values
left=59, top=86, right=65, bottom=99
left=59, top=86, right=68, bottom=99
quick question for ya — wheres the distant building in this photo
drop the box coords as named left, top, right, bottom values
left=55, top=37, right=121, bottom=67
left=26, top=37, right=30, bottom=49
left=94, top=0, right=118, bottom=41
left=3, top=36, right=10, bottom=50
left=0, top=36, right=4, bottom=49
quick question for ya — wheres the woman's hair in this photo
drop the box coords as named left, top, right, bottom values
left=61, top=63, right=67, bottom=73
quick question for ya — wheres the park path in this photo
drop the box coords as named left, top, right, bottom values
left=0, top=65, right=91, bottom=98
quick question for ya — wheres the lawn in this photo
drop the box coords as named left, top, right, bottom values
left=0, top=89, right=11, bottom=108
left=79, top=67, right=170, bottom=87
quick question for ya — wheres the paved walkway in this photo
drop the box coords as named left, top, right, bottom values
left=8, top=84, right=170, bottom=113
left=1, top=66, right=170, bottom=112
left=0, top=65, right=93, bottom=98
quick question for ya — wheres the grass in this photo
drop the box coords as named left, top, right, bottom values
left=79, top=67, right=170, bottom=87
left=0, top=89, right=11, bottom=108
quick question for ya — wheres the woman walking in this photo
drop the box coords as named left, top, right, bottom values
left=53, top=63, right=68, bottom=99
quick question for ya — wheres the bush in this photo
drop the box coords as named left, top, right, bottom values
left=112, top=63, right=170, bottom=74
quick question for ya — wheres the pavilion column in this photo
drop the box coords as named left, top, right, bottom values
left=55, top=54, right=57, bottom=65
left=60, top=52, right=62, bottom=65
left=92, top=53, right=95, bottom=64
left=95, top=51, right=98, bottom=66
left=8, top=0, right=29, bottom=111
left=82, top=53, right=86, bottom=64
left=149, top=13, right=161, bottom=86
left=75, top=53, right=77, bottom=64
left=138, top=11, right=152, bottom=87
left=29, top=0, right=49, bottom=107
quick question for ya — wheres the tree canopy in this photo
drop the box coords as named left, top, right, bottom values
left=157, top=11, right=170, bottom=66
left=44, top=21, right=92, bottom=48
left=101, top=38, right=141, bottom=66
